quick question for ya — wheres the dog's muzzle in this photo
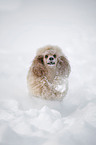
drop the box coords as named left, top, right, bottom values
left=47, top=56, right=55, bottom=65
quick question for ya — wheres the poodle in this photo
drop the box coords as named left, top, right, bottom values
left=27, top=45, right=71, bottom=101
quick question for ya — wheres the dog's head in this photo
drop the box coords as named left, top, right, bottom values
left=32, top=45, right=71, bottom=78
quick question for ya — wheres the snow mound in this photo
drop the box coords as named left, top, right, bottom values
left=0, top=99, right=96, bottom=145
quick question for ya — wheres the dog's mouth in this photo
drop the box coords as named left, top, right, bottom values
left=47, top=62, right=55, bottom=65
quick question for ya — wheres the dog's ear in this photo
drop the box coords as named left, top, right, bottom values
left=57, top=56, right=71, bottom=77
left=32, top=55, right=47, bottom=77
left=35, top=55, right=44, bottom=65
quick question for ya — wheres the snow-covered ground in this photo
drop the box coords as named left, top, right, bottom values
left=0, top=0, right=96, bottom=145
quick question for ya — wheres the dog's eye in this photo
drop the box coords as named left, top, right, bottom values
left=53, top=54, right=56, bottom=58
left=45, top=55, right=48, bottom=58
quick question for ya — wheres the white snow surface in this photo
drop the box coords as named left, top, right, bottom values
left=0, top=0, right=96, bottom=145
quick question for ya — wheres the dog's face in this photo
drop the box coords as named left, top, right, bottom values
left=43, top=49, right=58, bottom=67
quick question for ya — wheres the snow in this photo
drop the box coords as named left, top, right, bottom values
left=0, top=0, right=96, bottom=145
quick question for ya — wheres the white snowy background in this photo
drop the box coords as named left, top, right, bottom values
left=0, top=0, right=96, bottom=145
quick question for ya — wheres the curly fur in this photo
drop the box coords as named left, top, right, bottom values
left=27, top=45, right=71, bottom=101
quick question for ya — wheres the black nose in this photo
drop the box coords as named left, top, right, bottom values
left=49, top=57, right=54, bottom=60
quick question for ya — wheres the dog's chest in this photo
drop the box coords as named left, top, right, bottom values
left=47, top=67, right=56, bottom=83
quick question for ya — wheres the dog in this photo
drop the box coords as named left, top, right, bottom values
left=27, top=45, right=71, bottom=101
